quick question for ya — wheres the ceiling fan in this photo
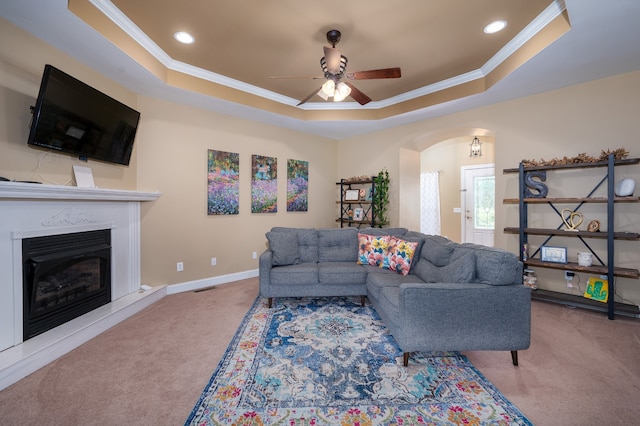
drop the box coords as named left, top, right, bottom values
left=272, top=30, right=401, bottom=106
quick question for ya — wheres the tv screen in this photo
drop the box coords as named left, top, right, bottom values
left=27, top=64, right=140, bottom=166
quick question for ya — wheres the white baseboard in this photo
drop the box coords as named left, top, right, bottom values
left=167, top=269, right=259, bottom=294
left=0, top=285, right=167, bottom=391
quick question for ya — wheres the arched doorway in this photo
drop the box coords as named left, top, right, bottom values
left=420, top=135, right=495, bottom=243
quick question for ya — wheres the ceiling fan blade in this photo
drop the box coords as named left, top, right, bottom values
left=343, top=81, right=372, bottom=105
left=323, top=46, right=342, bottom=74
left=346, top=67, right=401, bottom=80
left=296, top=87, right=322, bottom=106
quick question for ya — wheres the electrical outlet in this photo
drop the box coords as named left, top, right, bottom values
left=252, top=251, right=257, bottom=259
left=211, top=257, right=217, bottom=266
left=565, top=271, right=575, bottom=288
left=177, top=261, right=184, bottom=272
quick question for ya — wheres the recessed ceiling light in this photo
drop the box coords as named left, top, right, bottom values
left=174, top=31, right=195, bottom=44
left=484, top=20, right=507, bottom=34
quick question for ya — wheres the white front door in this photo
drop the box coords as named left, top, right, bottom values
left=461, top=164, right=495, bottom=246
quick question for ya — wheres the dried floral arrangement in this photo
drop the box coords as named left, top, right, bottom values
left=522, top=148, right=629, bottom=167
left=343, top=175, right=373, bottom=183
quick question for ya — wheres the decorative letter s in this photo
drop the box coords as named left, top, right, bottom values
left=524, top=171, right=548, bottom=198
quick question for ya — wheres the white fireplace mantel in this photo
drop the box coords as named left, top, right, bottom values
left=0, top=182, right=163, bottom=390
left=0, top=181, right=161, bottom=201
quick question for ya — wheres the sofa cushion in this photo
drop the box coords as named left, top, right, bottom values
left=421, top=235, right=457, bottom=266
left=358, top=227, right=408, bottom=237
left=296, top=228, right=319, bottom=263
left=443, top=249, right=476, bottom=282
left=269, top=227, right=318, bottom=263
left=270, top=263, right=318, bottom=285
left=460, top=243, right=522, bottom=285
left=382, top=236, right=420, bottom=275
left=413, top=248, right=475, bottom=283
left=318, top=228, right=358, bottom=262
left=357, top=233, right=390, bottom=266
left=266, top=231, right=299, bottom=265
left=366, top=270, right=423, bottom=301
left=318, top=262, right=367, bottom=284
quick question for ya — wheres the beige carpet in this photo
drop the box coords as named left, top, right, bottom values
left=0, top=277, right=639, bottom=425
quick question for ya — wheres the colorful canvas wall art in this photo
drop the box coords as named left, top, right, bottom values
left=207, top=149, right=240, bottom=215
left=287, top=159, right=308, bottom=212
left=251, top=155, right=277, bottom=213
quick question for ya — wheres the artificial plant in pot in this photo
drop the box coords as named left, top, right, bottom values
left=373, top=168, right=389, bottom=227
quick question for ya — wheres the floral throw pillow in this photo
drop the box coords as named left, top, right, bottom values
left=382, top=236, right=419, bottom=275
left=357, top=233, right=390, bottom=266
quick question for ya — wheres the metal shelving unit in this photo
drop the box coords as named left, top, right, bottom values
left=503, top=154, right=640, bottom=319
left=336, top=178, right=376, bottom=228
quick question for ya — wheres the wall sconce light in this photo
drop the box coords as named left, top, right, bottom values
left=469, top=136, right=482, bottom=157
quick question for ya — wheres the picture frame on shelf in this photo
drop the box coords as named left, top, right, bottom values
left=353, top=208, right=364, bottom=221
left=366, top=187, right=373, bottom=202
left=540, top=246, right=567, bottom=263
left=344, top=189, right=360, bottom=201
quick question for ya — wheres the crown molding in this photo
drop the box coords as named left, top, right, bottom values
left=90, top=0, right=566, bottom=111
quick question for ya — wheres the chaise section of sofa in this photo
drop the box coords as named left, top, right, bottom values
left=366, top=232, right=531, bottom=366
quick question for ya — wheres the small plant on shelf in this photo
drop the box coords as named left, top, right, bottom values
left=373, top=168, right=389, bottom=227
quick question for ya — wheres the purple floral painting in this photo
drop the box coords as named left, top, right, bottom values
left=251, top=155, right=277, bottom=213
left=287, top=159, right=308, bottom=212
left=207, top=150, right=239, bottom=215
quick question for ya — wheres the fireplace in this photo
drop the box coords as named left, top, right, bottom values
left=22, top=229, right=111, bottom=341
left=0, top=183, right=161, bottom=391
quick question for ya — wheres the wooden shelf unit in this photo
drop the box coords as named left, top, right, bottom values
left=531, top=289, right=639, bottom=318
left=336, top=178, right=376, bottom=228
left=503, top=227, right=640, bottom=240
left=503, top=154, right=640, bottom=319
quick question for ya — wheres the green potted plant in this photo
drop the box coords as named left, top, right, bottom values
left=372, top=168, right=389, bottom=227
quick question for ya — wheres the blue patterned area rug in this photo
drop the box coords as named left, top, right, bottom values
left=185, top=297, right=532, bottom=425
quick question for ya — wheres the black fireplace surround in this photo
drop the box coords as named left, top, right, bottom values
left=22, top=229, right=111, bottom=340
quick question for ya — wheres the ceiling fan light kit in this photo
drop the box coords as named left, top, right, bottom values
left=289, top=29, right=402, bottom=106
left=320, top=79, right=335, bottom=97
left=333, top=82, right=351, bottom=102
left=316, top=80, right=351, bottom=102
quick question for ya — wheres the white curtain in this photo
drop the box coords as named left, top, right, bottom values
left=420, top=171, right=441, bottom=235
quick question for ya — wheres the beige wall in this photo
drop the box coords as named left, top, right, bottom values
left=0, top=20, right=138, bottom=189
left=1, top=17, right=639, bottom=306
left=135, top=96, right=337, bottom=285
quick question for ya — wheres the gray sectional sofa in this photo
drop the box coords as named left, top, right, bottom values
left=258, top=226, right=531, bottom=366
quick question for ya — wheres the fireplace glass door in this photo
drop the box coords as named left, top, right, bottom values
left=22, top=229, right=111, bottom=340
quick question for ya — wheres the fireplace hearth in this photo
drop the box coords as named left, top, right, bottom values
left=22, top=229, right=111, bottom=340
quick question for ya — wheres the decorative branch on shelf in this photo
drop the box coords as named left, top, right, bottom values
left=343, top=175, right=372, bottom=183
left=521, top=148, right=629, bottom=168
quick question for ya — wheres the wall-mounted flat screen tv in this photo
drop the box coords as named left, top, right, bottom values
left=27, top=64, right=140, bottom=166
